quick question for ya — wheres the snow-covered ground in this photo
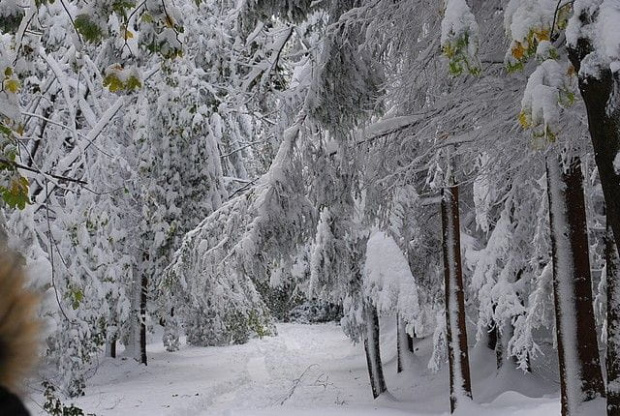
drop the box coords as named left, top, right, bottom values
left=27, top=323, right=562, bottom=416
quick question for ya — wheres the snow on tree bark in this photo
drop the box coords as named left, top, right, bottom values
left=363, top=300, right=387, bottom=399
left=397, top=313, right=410, bottom=374
left=546, top=154, right=605, bottom=416
left=606, top=224, right=620, bottom=416
left=441, top=184, right=472, bottom=412
left=568, top=57, right=620, bottom=259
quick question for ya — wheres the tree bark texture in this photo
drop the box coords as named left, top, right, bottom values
left=546, top=155, right=605, bottom=415
left=364, top=301, right=387, bottom=399
left=568, top=16, right=620, bottom=257
left=606, top=225, right=620, bottom=416
left=441, top=185, right=473, bottom=413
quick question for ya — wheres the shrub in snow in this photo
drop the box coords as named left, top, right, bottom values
left=288, top=300, right=343, bottom=324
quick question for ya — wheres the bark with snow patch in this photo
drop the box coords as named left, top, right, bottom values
left=546, top=155, right=604, bottom=415
left=364, top=300, right=387, bottom=399
left=441, top=185, right=472, bottom=412
left=606, top=224, right=620, bottom=416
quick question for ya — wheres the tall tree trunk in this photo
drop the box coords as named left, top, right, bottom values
left=364, top=300, right=387, bottom=399
left=606, top=225, right=620, bottom=416
left=441, top=185, right=472, bottom=413
left=568, top=24, right=620, bottom=255
left=546, top=155, right=605, bottom=415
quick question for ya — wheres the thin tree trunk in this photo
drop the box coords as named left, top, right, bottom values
left=441, top=185, right=472, bottom=413
left=495, top=325, right=504, bottom=370
left=105, top=328, right=117, bottom=358
left=126, top=265, right=142, bottom=360
left=110, top=336, right=117, bottom=358
left=364, top=300, right=387, bottom=399
left=397, top=313, right=409, bottom=373
left=486, top=322, right=498, bottom=352
left=546, top=155, right=605, bottom=415
left=140, top=271, right=148, bottom=365
left=163, top=306, right=180, bottom=352
left=606, top=225, right=620, bottom=416
left=496, top=321, right=517, bottom=370
left=487, top=305, right=502, bottom=369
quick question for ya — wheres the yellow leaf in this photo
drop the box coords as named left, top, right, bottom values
left=5, top=79, right=20, bottom=93
left=533, top=28, right=550, bottom=42
left=511, top=41, right=525, bottom=60
left=443, top=43, right=455, bottom=59
left=11, top=176, right=28, bottom=194
left=518, top=111, right=531, bottom=128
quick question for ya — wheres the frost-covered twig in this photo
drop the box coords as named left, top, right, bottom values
left=0, top=158, right=88, bottom=185
left=279, top=364, right=319, bottom=405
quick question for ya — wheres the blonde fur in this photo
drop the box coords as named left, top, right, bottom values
left=0, top=254, right=39, bottom=394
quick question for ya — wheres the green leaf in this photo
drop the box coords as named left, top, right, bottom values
left=75, top=14, right=104, bottom=43
left=103, top=73, right=124, bottom=92
left=125, top=75, right=142, bottom=90
left=1, top=176, right=30, bottom=210
left=71, top=289, right=84, bottom=310
left=112, top=0, right=135, bottom=14
left=0, top=123, right=12, bottom=138
left=506, top=60, right=524, bottom=73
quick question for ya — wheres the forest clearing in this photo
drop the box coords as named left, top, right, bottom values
left=27, top=323, right=563, bottom=416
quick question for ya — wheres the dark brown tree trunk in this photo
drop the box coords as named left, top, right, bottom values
left=606, top=225, right=620, bottom=416
left=364, top=300, right=387, bottom=399
left=441, top=185, right=472, bottom=413
left=568, top=19, right=620, bottom=256
left=546, top=155, right=605, bottom=415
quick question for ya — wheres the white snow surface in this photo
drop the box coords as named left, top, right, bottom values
left=27, top=322, right=562, bottom=416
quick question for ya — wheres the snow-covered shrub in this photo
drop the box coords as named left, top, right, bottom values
left=288, top=300, right=342, bottom=324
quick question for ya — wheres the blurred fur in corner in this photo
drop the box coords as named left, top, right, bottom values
left=0, top=253, right=39, bottom=415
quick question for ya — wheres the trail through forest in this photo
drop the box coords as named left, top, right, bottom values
left=28, top=323, right=564, bottom=415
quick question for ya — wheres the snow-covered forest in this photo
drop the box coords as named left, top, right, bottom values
left=1, top=0, right=619, bottom=415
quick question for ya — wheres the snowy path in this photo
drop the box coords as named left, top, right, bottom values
left=28, top=323, right=561, bottom=416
